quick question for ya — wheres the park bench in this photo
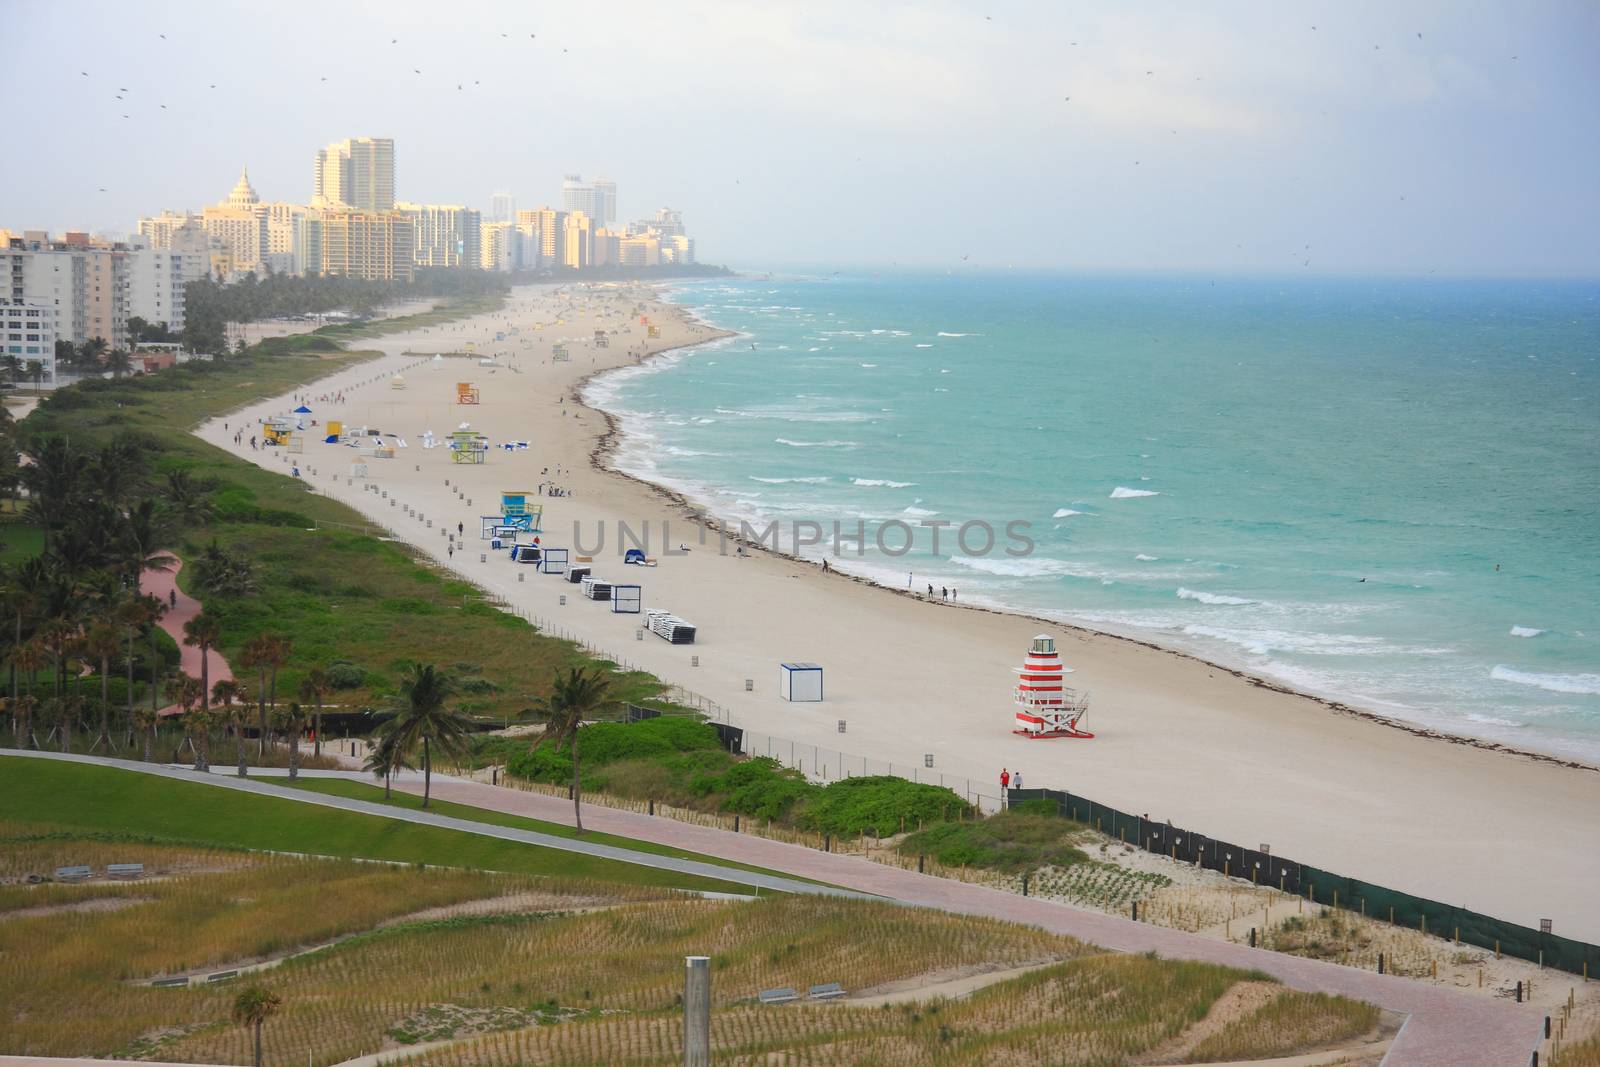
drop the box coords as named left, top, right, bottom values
left=54, top=865, right=92, bottom=882
left=757, top=987, right=800, bottom=1005
left=152, top=977, right=189, bottom=988
left=107, top=863, right=146, bottom=880
left=207, top=970, right=240, bottom=984
left=808, top=982, right=847, bottom=1001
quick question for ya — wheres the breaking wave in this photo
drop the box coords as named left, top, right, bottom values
left=1490, top=666, right=1600, bottom=695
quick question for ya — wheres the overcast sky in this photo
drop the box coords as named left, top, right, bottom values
left=6, top=0, right=1598, bottom=276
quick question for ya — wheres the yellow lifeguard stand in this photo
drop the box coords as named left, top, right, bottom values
left=456, top=381, right=480, bottom=405
left=449, top=427, right=488, bottom=464
left=647, top=325, right=661, bottom=339
left=260, top=415, right=295, bottom=446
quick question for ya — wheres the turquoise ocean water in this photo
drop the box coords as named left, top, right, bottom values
left=585, top=273, right=1600, bottom=761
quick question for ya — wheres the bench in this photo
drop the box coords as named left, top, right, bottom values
left=107, top=863, right=146, bottom=880
left=757, top=987, right=800, bottom=1005
left=54, top=865, right=92, bottom=882
left=808, top=982, right=847, bottom=1001
left=206, top=970, right=240, bottom=984
left=152, top=977, right=190, bottom=988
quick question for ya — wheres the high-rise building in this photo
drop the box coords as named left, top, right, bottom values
left=561, top=211, right=592, bottom=269
left=479, top=221, right=516, bottom=272
left=592, top=228, right=621, bottom=267
left=317, top=209, right=415, bottom=282
left=396, top=203, right=481, bottom=269
left=592, top=178, right=617, bottom=229
left=202, top=167, right=268, bottom=276
left=618, top=233, right=661, bottom=267
left=516, top=207, right=565, bottom=266
left=489, top=191, right=516, bottom=224
left=1, top=234, right=130, bottom=349
left=127, top=245, right=208, bottom=329
left=663, top=234, right=696, bottom=264
left=261, top=202, right=308, bottom=275
left=314, top=138, right=395, bottom=211
left=137, top=210, right=203, bottom=249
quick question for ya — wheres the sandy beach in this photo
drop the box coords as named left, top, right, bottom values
left=198, top=283, right=1600, bottom=942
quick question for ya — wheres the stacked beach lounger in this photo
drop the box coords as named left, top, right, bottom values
left=581, top=575, right=613, bottom=601
left=647, top=609, right=696, bottom=644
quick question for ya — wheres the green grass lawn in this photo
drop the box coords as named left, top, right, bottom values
left=288, top=776, right=833, bottom=887
left=0, top=756, right=749, bottom=895
left=0, top=520, right=44, bottom=565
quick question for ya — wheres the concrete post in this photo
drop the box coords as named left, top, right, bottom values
left=684, top=955, right=710, bottom=1067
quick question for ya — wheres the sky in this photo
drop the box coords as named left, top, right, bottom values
left=5, top=0, right=1599, bottom=276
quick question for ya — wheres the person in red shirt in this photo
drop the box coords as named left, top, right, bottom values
left=1000, top=768, right=1010, bottom=792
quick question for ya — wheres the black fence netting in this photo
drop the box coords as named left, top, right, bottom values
left=1008, top=787, right=1599, bottom=978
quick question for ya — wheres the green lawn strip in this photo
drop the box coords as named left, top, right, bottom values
left=0, top=757, right=747, bottom=895
left=0, top=520, right=45, bottom=565
left=288, top=776, right=838, bottom=889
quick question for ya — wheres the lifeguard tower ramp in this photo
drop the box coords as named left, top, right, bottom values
left=456, top=381, right=481, bottom=405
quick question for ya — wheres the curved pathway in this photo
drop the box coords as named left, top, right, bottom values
left=2, top=751, right=1542, bottom=1067
left=141, top=557, right=232, bottom=716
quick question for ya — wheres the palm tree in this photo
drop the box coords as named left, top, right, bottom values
left=299, top=667, right=330, bottom=759
left=211, top=678, right=248, bottom=775
left=278, top=702, right=305, bottom=778
left=105, top=349, right=135, bottom=379
left=36, top=615, right=77, bottom=705
left=121, top=499, right=175, bottom=593
left=114, top=595, right=156, bottom=736
left=239, top=633, right=289, bottom=759
left=386, top=663, right=472, bottom=808
left=165, top=470, right=214, bottom=528
left=23, top=437, right=81, bottom=553
left=25, top=360, right=44, bottom=390
left=530, top=666, right=614, bottom=834
left=79, top=337, right=109, bottom=368
left=364, top=724, right=412, bottom=799
left=182, top=612, right=222, bottom=719
left=168, top=673, right=204, bottom=768
left=131, top=703, right=158, bottom=763
left=231, top=985, right=282, bottom=1067
left=81, top=619, right=122, bottom=750
left=9, top=640, right=46, bottom=747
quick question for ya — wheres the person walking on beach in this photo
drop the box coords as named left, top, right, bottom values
left=457, top=521, right=464, bottom=536
left=1012, top=770, right=1022, bottom=791
left=1000, top=768, right=1010, bottom=795
left=941, top=586, right=948, bottom=601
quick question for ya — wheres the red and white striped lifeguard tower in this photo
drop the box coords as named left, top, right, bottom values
left=1012, top=635, right=1093, bottom=739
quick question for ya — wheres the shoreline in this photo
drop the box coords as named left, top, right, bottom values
left=197, top=282, right=1600, bottom=941
left=579, top=291, right=1598, bottom=775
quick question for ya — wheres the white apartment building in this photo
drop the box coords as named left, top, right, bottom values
left=1, top=298, right=58, bottom=383
left=1, top=237, right=129, bottom=349
left=396, top=202, right=480, bottom=269
left=127, top=246, right=208, bottom=329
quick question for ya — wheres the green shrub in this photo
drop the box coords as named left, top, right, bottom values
left=326, top=661, right=365, bottom=689
left=688, top=757, right=815, bottom=821
left=801, top=776, right=971, bottom=837
left=899, top=810, right=1091, bottom=873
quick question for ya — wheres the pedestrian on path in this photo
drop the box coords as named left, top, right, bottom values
left=1012, top=770, right=1022, bottom=791
left=1000, top=767, right=1010, bottom=793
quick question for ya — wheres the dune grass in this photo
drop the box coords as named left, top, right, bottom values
left=1183, top=989, right=1381, bottom=1062
left=0, top=757, right=750, bottom=895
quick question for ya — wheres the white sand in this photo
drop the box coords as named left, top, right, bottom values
left=198, top=283, right=1600, bottom=942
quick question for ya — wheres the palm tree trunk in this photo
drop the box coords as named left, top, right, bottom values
left=422, top=735, right=432, bottom=808
left=142, top=720, right=152, bottom=762
left=572, top=741, right=584, bottom=834
left=198, top=643, right=210, bottom=772
left=125, top=632, right=135, bottom=732
left=253, top=1020, right=262, bottom=1067
left=256, top=668, right=267, bottom=758
left=237, top=715, right=249, bottom=777
left=288, top=722, right=300, bottom=780
left=313, top=697, right=322, bottom=759
left=149, top=627, right=160, bottom=720
left=384, top=768, right=392, bottom=799
left=99, top=654, right=110, bottom=746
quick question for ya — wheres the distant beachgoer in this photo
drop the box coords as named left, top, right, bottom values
left=250, top=436, right=257, bottom=450
left=1000, top=768, right=1010, bottom=793
left=1012, top=770, right=1023, bottom=790
left=951, top=588, right=957, bottom=601
left=169, top=590, right=177, bottom=609
left=941, top=586, right=948, bottom=601
left=291, top=467, right=301, bottom=479
left=458, top=521, right=464, bottom=535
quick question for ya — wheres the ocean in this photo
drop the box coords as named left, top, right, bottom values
left=585, top=272, right=1600, bottom=762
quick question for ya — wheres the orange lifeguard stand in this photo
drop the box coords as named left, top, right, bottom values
left=456, top=381, right=480, bottom=405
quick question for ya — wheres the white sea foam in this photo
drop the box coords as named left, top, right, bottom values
left=948, top=555, right=1089, bottom=578
left=852, top=477, right=916, bottom=488
left=750, top=475, right=830, bottom=484
left=915, top=343, right=934, bottom=348
left=1509, top=626, right=1546, bottom=638
left=1052, top=508, right=1084, bottom=518
left=660, top=446, right=718, bottom=457
left=859, top=363, right=878, bottom=368
left=1110, top=486, right=1160, bottom=499
left=775, top=437, right=857, bottom=449
left=937, top=331, right=977, bottom=337
left=1466, top=713, right=1526, bottom=727
left=903, top=506, right=939, bottom=517
left=1177, top=587, right=1254, bottom=606
left=1135, top=553, right=1159, bottom=561
left=1490, top=666, right=1600, bottom=695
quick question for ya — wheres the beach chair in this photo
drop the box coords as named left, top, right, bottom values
left=808, top=982, right=847, bottom=1001
left=54, top=865, right=92, bottom=882
left=757, top=987, right=800, bottom=1005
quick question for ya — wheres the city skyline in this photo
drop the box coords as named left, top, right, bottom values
left=3, top=0, right=1599, bottom=276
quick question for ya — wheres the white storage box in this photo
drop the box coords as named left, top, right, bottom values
left=539, top=547, right=568, bottom=575
left=779, top=662, right=824, bottom=702
left=611, top=584, right=642, bottom=613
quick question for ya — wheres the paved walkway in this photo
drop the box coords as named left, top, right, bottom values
left=141, top=557, right=232, bottom=717
left=4, top=751, right=1542, bottom=1067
